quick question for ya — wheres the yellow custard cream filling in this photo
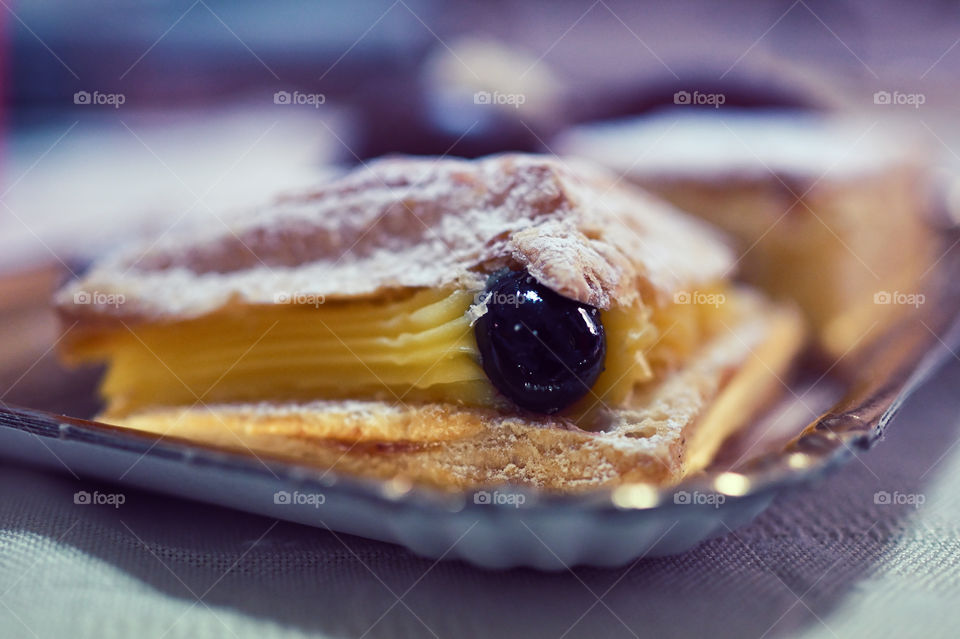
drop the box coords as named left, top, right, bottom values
left=64, top=285, right=733, bottom=417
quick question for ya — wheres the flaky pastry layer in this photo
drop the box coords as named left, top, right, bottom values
left=101, top=294, right=803, bottom=491
left=55, top=154, right=733, bottom=323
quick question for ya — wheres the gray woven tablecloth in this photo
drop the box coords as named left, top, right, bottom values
left=1, top=355, right=959, bottom=639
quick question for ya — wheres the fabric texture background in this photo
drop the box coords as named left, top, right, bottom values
left=1, top=357, right=960, bottom=639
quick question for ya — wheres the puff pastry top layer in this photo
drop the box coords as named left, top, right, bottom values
left=56, top=154, right=733, bottom=321
left=556, top=110, right=922, bottom=183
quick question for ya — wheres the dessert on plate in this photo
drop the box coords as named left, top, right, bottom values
left=557, top=109, right=935, bottom=358
left=56, top=154, right=803, bottom=491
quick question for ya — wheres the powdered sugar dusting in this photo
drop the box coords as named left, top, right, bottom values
left=556, top=109, right=917, bottom=182
left=57, top=154, right=733, bottom=320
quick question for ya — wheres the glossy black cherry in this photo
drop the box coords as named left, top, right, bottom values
left=474, top=269, right=606, bottom=414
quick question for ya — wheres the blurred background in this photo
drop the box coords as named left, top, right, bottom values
left=6, top=0, right=960, bottom=262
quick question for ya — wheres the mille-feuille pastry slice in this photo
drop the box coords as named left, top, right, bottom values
left=56, top=154, right=803, bottom=492
left=557, top=109, right=936, bottom=358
